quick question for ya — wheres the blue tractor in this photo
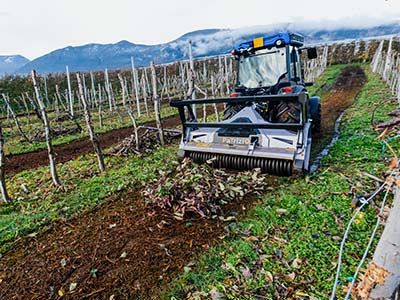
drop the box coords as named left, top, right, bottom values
left=171, top=32, right=321, bottom=176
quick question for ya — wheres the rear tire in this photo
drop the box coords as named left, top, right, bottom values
left=275, top=102, right=301, bottom=123
left=309, top=96, right=321, bottom=134
left=223, top=104, right=246, bottom=120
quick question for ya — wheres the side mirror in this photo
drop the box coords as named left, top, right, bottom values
left=307, top=47, right=318, bottom=60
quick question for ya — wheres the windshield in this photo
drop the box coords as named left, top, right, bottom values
left=237, top=47, right=287, bottom=89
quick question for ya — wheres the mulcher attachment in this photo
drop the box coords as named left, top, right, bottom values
left=170, top=93, right=312, bottom=176
left=188, top=151, right=293, bottom=176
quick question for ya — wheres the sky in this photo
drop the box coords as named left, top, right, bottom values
left=0, top=0, right=399, bottom=60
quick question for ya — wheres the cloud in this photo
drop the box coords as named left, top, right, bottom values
left=174, top=16, right=400, bottom=57
left=0, top=11, right=11, bottom=17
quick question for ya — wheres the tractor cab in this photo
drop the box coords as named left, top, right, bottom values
left=231, top=33, right=317, bottom=96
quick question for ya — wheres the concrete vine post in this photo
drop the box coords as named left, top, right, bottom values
left=131, top=57, right=141, bottom=117
left=187, top=40, right=197, bottom=119
left=104, top=68, right=113, bottom=112
left=76, top=73, right=105, bottom=172
left=141, top=73, right=150, bottom=116
left=150, top=61, right=165, bottom=146
left=90, top=72, right=97, bottom=107
left=66, top=66, right=74, bottom=117
left=143, top=68, right=150, bottom=115
left=118, top=73, right=140, bottom=150
left=43, top=75, right=49, bottom=107
left=54, top=85, right=60, bottom=120
left=98, top=83, right=103, bottom=128
left=210, top=75, right=220, bottom=122
left=31, top=70, right=62, bottom=187
left=0, top=125, right=10, bottom=204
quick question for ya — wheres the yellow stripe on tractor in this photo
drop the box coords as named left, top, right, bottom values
left=253, top=37, right=264, bottom=48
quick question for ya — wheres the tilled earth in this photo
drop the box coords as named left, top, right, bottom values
left=0, top=67, right=366, bottom=299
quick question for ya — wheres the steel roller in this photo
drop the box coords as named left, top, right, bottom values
left=187, top=151, right=293, bottom=176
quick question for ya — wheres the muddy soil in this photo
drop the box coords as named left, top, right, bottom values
left=0, top=188, right=271, bottom=300
left=312, top=66, right=366, bottom=155
left=0, top=67, right=367, bottom=300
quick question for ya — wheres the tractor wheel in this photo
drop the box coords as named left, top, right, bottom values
left=309, top=96, right=321, bottom=133
left=223, top=104, right=246, bottom=120
left=274, top=102, right=301, bottom=123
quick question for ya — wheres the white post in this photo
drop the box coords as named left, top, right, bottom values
left=32, top=70, right=62, bottom=187
left=0, top=125, right=10, bottom=203
left=104, top=68, right=112, bottom=112
left=66, top=66, right=74, bottom=117
left=187, top=40, right=197, bottom=118
left=131, top=57, right=141, bottom=117
left=150, top=61, right=164, bottom=145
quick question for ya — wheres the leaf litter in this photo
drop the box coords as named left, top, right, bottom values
left=145, top=158, right=268, bottom=220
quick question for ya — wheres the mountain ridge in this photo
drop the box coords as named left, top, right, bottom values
left=0, top=55, right=30, bottom=75
left=10, top=21, right=400, bottom=75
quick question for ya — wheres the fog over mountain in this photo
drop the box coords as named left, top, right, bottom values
left=8, top=20, right=400, bottom=75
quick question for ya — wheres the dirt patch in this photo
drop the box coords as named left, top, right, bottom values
left=312, top=66, right=366, bottom=156
left=5, top=114, right=182, bottom=175
left=0, top=183, right=275, bottom=300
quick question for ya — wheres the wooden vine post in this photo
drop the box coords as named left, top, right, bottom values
left=150, top=61, right=165, bottom=145
left=0, top=125, right=10, bottom=203
left=31, top=70, right=62, bottom=187
left=117, top=73, right=140, bottom=150
left=76, top=73, right=105, bottom=172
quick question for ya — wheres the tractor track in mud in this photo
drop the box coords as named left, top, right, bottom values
left=0, top=66, right=367, bottom=299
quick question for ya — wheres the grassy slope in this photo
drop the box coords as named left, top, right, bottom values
left=164, top=68, right=399, bottom=299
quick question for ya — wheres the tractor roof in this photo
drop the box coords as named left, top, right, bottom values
left=235, top=32, right=304, bottom=52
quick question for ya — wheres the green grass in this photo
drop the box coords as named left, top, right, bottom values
left=307, top=64, right=347, bottom=97
left=164, top=68, right=399, bottom=299
left=0, top=146, right=178, bottom=254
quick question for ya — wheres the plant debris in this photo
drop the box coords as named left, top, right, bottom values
left=32, top=125, right=80, bottom=141
left=145, top=158, right=267, bottom=219
left=352, top=262, right=390, bottom=299
left=109, top=128, right=180, bottom=156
